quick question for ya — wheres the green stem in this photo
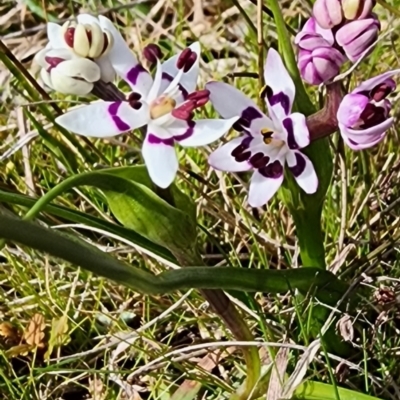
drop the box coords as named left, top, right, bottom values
left=292, top=207, right=326, bottom=268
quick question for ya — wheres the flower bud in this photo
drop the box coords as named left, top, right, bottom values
left=298, top=47, right=346, bottom=85
left=335, top=16, right=380, bottom=62
left=61, top=20, right=113, bottom=59
left=342, top=0, right=375, bottom=20
left=295, top=17, right=334, bottom=50
left=337, top=71, right=399, bottom=150
left=313, top=0, right=343, bottom=29
left=295, top=18, right=346, bottom=85
left=37, top=49, right=101, bottom=95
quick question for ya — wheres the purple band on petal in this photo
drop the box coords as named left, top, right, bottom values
left=174, top=120, right=195, bottom=141
left=288, top=152, right=306, bottom=177
left=266, top=88, right=291, bottom=116
left=108, top=102, right=130, bottom=132
left=241, top=106, right=263, bottom=123
left=127, top=64, right=147, bottom=86
left=259, top=160, right=283, bottom=178
left=162, top=72, right=173, bottom=83
left=148, top=134, right=174, bottom=146
left=282, top=118, right=298, bottom=150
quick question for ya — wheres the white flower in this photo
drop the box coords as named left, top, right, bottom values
left=207, top=48, right=318, bottom=207
left=55, top=40, right=237, bottom=188
left=34, top=14, right=116, bottom=95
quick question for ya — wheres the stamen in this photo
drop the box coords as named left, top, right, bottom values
left=370, top=82, right=394, bottom=102
left=143, top=44, right=163, bottom=65
left=177, top=48, right=197, bottom=72
left=128, top=92, right=142, bottom=102
left=359, top=104, right=386, bottom=129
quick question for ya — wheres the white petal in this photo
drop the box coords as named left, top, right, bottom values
left=159, top=42, right=200, bottom=95
left=206, top=81, right=274, bottom=134
left=54, top=58, right=101, bottom=82
left=286, top=151, right=318, bottom=194
left=50, top=71, right=94, bottom=95
left=40, top=69, right=53, bottom=90
left=248, top=169, right=283, bottom=207
left=98, top=16, right=153, bottom=96
left=47, top=22, right=66, bottom=49
left=264, top=48, right=295, bottom=121
left=172, top=117, right=238, bottom=147
left=96, top=56, right=116, bottom=82
left=55, top=101, right=149, bottom=137
left=142, top=126, right=178, bottom=188
left=77, top=13, right=100, bottom=25
left=208, top=136, right=253, bottom=172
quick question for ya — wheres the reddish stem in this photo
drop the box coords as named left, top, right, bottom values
left=306, top=81, right=344, bottom=141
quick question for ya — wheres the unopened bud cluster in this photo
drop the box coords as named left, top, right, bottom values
left=34, top=15, right=116, bottom=95
left=296, top=0, right=379, bottom=85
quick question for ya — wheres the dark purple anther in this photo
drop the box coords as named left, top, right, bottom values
left=184, top=52, right=197, bottom=72
left=143, top=44, right=163, bottom=64
left=128, top=92, right=142, bottom=101
left=130, top=102, right=143, bottom=110
left=44, top=56, right=65, bottom=71
left=177, top=48, right=197, bottom=72
left=187, top=89, right=210, bottom=101
left=128, top=92, right=142, bottom=109
left=172, top=101, right=196, bottom=120
left=359, top=104, right=386, bottom=128
left=370, top=82, right=394, bottom=102
left=177, top=48, right=191, bottom=69
left=64, top=27, right=75, bottom=48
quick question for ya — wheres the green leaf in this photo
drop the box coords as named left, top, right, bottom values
left=23, top=167, right=198, bottom=257
left=294, top=381, right=384, bottom=400
left=0, top=188, right=176, bottom=263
